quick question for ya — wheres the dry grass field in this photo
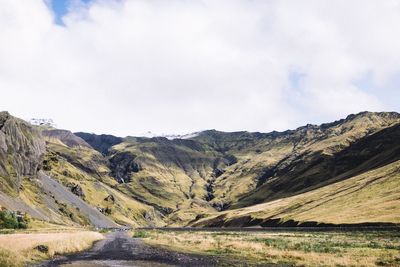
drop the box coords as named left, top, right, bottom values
left=0, top=231, right=104, bottom=267
left=139, top=230, right=400, bottom=266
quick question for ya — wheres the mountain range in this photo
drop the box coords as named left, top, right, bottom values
left=0, top=111, right=399, bottom=228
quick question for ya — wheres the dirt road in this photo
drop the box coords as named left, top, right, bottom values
left=35, top=231, right=221, bottom=267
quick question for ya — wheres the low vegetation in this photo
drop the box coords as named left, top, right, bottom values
left=0, top=209, right=29, bottom=229
left=141, top=230, right=400, bottom=266
left=0, top=231, right=104, bottom=266
left=132, top=230, right=149, bottom=238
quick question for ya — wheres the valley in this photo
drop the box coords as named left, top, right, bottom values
left=0, top=110, right=400, bottom=266
left=1, top=111, right=400, bottom=228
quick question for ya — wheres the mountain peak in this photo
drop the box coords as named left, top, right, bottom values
left=29, top=118, right=56, bottom=128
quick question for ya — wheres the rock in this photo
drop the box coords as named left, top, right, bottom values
left=160, top=207, right=173, bottom=214
left=97, top=206, right=112, bottom=215
left=144, top=211, right=153, bottom=221
left=104, top=194, right=115, bottom=203
left=66, top=183, right=85, bottom=199
left=212, top=202, right=229, bottom=211
left=0, top=111, right=46, bottom=192
left=104, top=207, right=112, bottom=215
left=97, top=207, right=104, bottom=213
left=108, top=152, right=141, bottom=183
left=212, top=168, right=224, bottom=178
left=42, top=152, right=59, bottom=171
left=34, top=245, right=49, bottom=253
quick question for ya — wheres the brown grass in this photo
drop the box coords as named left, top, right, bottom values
left=140, top=230, right=400, bottom=267
left=0, top=231, right=104, bottom=266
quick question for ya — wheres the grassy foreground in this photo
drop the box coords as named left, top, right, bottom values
left=0, top=230, right=103, bottom=266
left=137, top=230, right=400, bottom=266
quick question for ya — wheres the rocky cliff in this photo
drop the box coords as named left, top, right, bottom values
left=0, top=111, right=45, bottom=194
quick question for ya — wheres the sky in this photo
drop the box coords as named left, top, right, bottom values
left=1, top=0, right=399, bottom=136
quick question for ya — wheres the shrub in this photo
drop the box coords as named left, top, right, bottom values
left=0, top=210, right=29, bottom=229
left=133, top=230, right=149, bottom=238
left=99, top=228, right=111, bottom=234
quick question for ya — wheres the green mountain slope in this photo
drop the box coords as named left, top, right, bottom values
left=191, top=159, right=400, bottom=227
left=0, top=113, right=163, bottom=228
left=105, top=137, right=225, bottom=223
left=1, top=110, right=399, bottom=228
left=42, top=129, right=164, bottom=227
left=0, top=112, right=113, bottom=227
left=192, top=112, right=400, bottom=210
left=230, top=116, right=400, bottom=209
left=78, top=111, right=400, bottom=225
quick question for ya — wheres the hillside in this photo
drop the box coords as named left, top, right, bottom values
left=0, top=113, right=162, bottom=227
left=78, top=111, right=400, bottom=226
left=0, top=111, right=399, bottom=228
left=41, top=128, right=165, bottom=227
left=0, top=111, right=45, bottom=195
left=0, top=111, right=108, bottom=226
left=191, top=159, right=400, bottom=227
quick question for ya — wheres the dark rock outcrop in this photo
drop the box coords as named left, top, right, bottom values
left=104, top=194, right=115, bottom=203
left=66, top=182, right=85, bottom=199
left=109, top=152, right=141, bottom=183
left=34, top=245, right=49, bottom=253
left=75, top=132, right=123, bottom=155
left=0, top=111, right=46, bottom=193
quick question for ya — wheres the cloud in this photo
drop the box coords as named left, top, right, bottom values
left=0, top=0, right=399, bottom=136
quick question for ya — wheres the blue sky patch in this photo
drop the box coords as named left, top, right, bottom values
left=289, top=71, right=306, bottom=89
left=48, top=0, right=92, bottom=25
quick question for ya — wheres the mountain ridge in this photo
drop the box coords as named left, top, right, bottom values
left=0, top=110, right=399, bottom=228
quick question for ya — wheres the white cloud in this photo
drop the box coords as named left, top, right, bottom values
left=0, top=0, right=399, bottom=136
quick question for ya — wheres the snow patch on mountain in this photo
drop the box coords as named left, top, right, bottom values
left=138, top=131, right=200, bottom=140
left=29, top=118, right=56, bottom=128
